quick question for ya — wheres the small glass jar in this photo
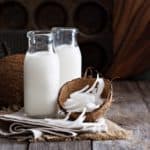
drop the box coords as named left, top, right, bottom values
left=52, top=27, right=82, bottom=87
left=24, top=31, right=59, bottom=118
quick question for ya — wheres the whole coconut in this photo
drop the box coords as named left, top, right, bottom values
left=0, top=54, right=24, bottom=107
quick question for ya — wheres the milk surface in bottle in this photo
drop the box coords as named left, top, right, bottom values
left=52, top=27, right=82, bottom=87
left=24, top=31, right=59, bottom=118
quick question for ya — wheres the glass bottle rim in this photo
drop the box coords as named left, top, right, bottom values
left=27, top=30, right=52, bottom=38
left=51, top=27, right=78, bottom=33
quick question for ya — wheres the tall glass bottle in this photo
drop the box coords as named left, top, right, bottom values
left=24, top=31, right=59, bottom=118
left=52, top=27, right=82, bottom=87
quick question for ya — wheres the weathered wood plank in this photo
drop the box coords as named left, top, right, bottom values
left=112, top=81, right=147, bottom=102
left=102, top=81, right=150, bottom=149
left=28, top=141, right=91, bottom=150
left=0, top=138, right=27, bottom=150
left=107, top=81, right=148, bottom=120
left=136, top=81, right=150, bottom=111
left=93, top=140, right=150, bottom=150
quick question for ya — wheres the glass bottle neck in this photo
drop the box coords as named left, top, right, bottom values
left=52, top=28, right=78, bottom=47
left=27, top=31, right=53, bottom=53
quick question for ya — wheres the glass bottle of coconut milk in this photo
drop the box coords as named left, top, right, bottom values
left=24, top=31, right=59, bottom=118
left=52, top=27, right=82, bottom=87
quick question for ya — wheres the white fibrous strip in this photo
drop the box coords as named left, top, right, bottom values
left=95, top=75, right=105, bottom=105
left=85, top=75, right=99, bottom=93
left=46, top=108, right=108, bottom=134
left=70, top=85, right=90, bottom=97
left=81, top=118, right=108, bottom=133
left=64, top=74, right=105, bottom=112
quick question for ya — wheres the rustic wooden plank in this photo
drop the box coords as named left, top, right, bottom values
left=112, top=81, right=147, bottom=102
left=102, top=81, right=150, bottom=149
left=107, top=81, right=148, bottom=120
left=28, top=141, right=91, bottom=150
left=0, top=138, right=27, bottom=150
left=136, top=81, right=150, bottom=111
left=93, top=140, right=150, bottom=150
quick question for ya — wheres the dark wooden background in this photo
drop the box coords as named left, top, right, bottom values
left=0, top=0, right=149, bottom=79
left=106, top=0, right=150, bottom=79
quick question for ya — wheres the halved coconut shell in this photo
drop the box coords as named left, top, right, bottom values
left=58, top=77, right=113, bottom=122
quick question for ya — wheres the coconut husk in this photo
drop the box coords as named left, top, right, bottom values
left=58, top=73, right=113, bottom=122
left=0, top=54, right=25, bottom=107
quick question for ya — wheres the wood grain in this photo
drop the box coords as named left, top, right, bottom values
left=93, top=140, right=149, bottom=150
left=107, top=0, right=150, bottom=79
left=106, top=81, right=150, bottom=144
left=28, top=141, right=91, bottom=150
left=0, top=138, right=27, bottom=150
left=136, top=81, right=150, bottom=111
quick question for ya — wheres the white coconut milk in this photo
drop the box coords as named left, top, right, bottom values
left=24, top=51, right=59, bottom=118
left=55, top=44, right=81, bottom=87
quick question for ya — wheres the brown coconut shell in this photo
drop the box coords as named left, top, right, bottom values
left=58, top=77, right=113, bottom=122
left=0, top=54, right=25, bottom=107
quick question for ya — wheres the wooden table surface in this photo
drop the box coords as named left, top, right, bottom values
left=0, top=81, right=150, bottom=150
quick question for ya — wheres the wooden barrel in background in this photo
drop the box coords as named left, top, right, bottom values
left=0, top=0, right=149, bottom=79
left=73, top=2, right=108, bottom=35
left=34, top=2, right=67, bottom=29
left=0, top=1, right=28, bottom=29
left=0, top=0, right=113, bottom=75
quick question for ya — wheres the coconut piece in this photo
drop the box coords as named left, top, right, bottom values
left=0, top=54, right=24, bottom=107
left=58, top=77, right=113, bottom=122
left=70, top=85, right=90, bottom=97
left=64, top=75, right=104, bottom=112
